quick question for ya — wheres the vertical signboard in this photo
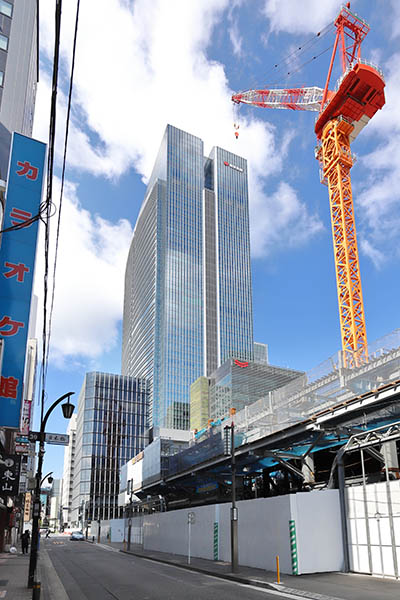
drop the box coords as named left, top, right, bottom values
left=24, top=491, right=32, bottom=522
left=0, top=133, right=46, bottom=428
left=0, top=452, right=21, bottom=497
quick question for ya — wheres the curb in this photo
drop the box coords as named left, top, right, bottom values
left=119, top=549, right=345, bottom=600
left=119, top=549, right=282, bottom=593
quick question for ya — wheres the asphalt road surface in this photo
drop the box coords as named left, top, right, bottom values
left=42, top=537, right=298, bottom=600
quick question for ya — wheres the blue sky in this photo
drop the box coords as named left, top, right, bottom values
left=32, top=0, right=400, bottom=477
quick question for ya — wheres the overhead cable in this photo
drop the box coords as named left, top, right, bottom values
left=45, top=0, right=81, bottom=380
left=39, top=0, right=63, bottom=420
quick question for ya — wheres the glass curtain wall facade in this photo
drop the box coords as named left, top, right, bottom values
left=122, top=125, right=254, bottom=430
left=210, top=147, right=253, bottom=370
left=71, top=372, right=148, bottom=525
left=254, top=342, right=269, bottom=364
left=208, top=359, right=303, bottom=420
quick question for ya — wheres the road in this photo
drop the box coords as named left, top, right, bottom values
left=42, top=537, right=297, bottom=600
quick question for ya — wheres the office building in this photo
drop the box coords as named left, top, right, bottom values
left=70, top=372, right=149, bottom=525
left=61, top=413, right=77, bottom=527
left=190, top=376, right=210, bottom=431
left=0, top=0, right=39, bottom=551
left=207, top=358, right=303, bottom=421
left=122, top=125, right=254, bottom=430
left=0, top=0, right=38, bottom=185
left=119, top=428, right=191, bottom=508
left=49, top=478, right=61, bottom=531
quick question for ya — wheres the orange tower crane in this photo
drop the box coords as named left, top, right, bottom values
left=232, top=4, right=385, bottom=368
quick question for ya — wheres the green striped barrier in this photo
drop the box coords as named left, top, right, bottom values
left=213, top=522, right=219, bottom=560
left=289, top=519, right=298, bottom=575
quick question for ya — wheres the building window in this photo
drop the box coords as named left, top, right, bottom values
left=0, top=71, right=3, bottom=86
left=0, top=33, right=8, bottom=51
left=0, top=1, right=12, bottom=17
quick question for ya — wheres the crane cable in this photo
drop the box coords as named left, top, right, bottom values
left=265, top=22, right=334, bottom=86
left=271, top=43, right=334, bottom=86
left=233, top=22, right=334, bottom=137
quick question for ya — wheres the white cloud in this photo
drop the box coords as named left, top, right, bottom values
left=227, top=5, right=244, bottom=58
left=390, top=0, right=400, bottom=39
left=250, top=181, right=324, bottom=258
left=360, top=239, right=385, bottom=269
left=263, top=0, right=344, bottom=35
left=33, top=179, right=133, bottom=365
left=36, top=0, right=321, bottom=234
left=34, top=0, right=324, bottom=362
left=355, top=52, right=400, bottom=265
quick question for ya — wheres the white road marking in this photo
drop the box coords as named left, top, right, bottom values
left=95, top=543, right=120, bottom=552
left=96, top=548, right=346, bottom=600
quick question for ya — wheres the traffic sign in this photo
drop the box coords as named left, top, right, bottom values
left=28, top=431, right=43, bottom=443
left=15, top=436, right=29, bottom=443
left=45, top=433, right=69, bottom=446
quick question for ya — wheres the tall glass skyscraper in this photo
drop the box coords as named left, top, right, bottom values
left=122, top=125, right=254, bottom=430
left=70, top=372, right=148, bottom=525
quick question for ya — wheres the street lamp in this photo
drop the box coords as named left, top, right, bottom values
left=40, top=472, right=53, bottom=487
left=28, top=391, right=75, bottom=589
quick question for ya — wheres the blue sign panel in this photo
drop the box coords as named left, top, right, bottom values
left=0, top=133, right=46, bottom=428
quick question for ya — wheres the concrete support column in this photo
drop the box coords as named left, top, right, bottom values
left=302, top=455, right=315, bottom=484
left=382, top=441, right=399, bottom=474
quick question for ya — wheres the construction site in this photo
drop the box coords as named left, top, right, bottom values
left=108, top=4, right=400, bottom=581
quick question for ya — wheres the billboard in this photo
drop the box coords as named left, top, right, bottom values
left=0, top=133, right=46, bottom=428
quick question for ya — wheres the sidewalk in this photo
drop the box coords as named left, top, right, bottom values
left=108, top=542, right=399, bottom=600
left=0, top=552, right=31, bottom=599
left=0, top=546, right=68, bottom=600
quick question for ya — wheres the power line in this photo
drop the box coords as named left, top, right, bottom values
left=39, top=0, right=63, bottom=421
left=45, top=0, right=81, bottom=380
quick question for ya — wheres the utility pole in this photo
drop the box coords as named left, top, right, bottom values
left=28, top=392, right=74, bottom=589
left=224, top=418, right=239, bottom=573
left=127, top=493, right=133, bottom=551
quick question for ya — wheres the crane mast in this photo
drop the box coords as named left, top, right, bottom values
left=317, top=118, right=367, bottom=368
left=232, top=4, right=385, bottom=367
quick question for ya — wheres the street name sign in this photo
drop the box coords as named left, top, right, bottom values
left=45, top=433, right=69, bottom=445
left=28, top=431, right=69, bottom=445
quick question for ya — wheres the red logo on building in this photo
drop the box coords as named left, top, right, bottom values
left=234, top=359, right=248, bottom=368
left=223, top=161, right=243, bottom=173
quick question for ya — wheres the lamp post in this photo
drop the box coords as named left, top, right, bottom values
left=224, top=419, right=239, bottom=573
left=28, top=392, right=74, bottom=589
